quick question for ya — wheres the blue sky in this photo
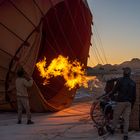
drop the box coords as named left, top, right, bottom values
left=87, top=0, right=140, bottom=66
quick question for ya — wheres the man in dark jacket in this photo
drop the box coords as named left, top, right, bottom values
left=109, top=67, right=136, bottom=140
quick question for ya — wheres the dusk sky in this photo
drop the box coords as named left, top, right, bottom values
left=87, top=0, right=140, bottom=67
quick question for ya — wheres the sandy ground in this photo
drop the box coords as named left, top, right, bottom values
left=0, top=101, right=95, bottom=140
left=0, top=101, right=140, bottom=140
left=0, top=83, right=140, bottom=140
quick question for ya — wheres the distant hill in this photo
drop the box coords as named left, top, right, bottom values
left=87, top=58, right=140, bottom=75
left=92, top=58, right=140, bottom=70
left=119, top=58, right=140, bottom=69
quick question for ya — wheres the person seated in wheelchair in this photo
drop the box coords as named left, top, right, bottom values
left=100, top=78, right=118, bottom=114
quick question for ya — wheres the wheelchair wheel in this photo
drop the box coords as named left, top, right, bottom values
left=98, top=127, right=106, bottom=136
left=120, top=124, right=124, bottom=133
left=106, top=124, right=112, bottom=132
left=90, top=101, right=106, bottom=127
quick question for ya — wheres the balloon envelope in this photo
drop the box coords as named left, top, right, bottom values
left=0, top=0, right=92, bottom=112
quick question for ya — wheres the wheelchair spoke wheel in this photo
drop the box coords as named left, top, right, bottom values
left=90, top=101, right=106, bottom=127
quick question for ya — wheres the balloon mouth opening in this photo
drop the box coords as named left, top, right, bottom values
left=32, top=0, right=92, bottom=110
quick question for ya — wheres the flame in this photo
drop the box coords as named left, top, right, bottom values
left=36, top=55, right=97, bottom=90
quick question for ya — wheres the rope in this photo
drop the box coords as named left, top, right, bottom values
left=64, top=0, right=84, bottom=50
left=33, top=0, right=45, bottom=16
left=0, top=22, right=24, bottom=42
left=88, top=56, right=95, bottom=66
left=78, top=0, right=91, bottom=33
left=75, top=0, right=95, bottom=67
left=90, top=44, right=101, bottom=64
left=94, top=26, right=108, bottom=64
left=48, top=0, right=76, bottom=58
left=8, top=0, right=36, bottom=28
left=84, top=2, right=108, bottom=65
left=78, top=0, right=95, bottom=66
left=83, top=9, right=107, bottom=65
left=0, top=65, right=13, bottom=72
left=88, top=48, right=96, bottom=66
left=92, top=40, right=105, bottom=64
left=0, top=48, right=13, bottom=57
left=33, top=0, right=63, bottom=54
left=44, top=18, right=63, bottom=55
left=89, top=6, right=108, bottom=64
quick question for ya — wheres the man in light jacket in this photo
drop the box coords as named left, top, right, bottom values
left=16, top=68, right=34, bottom=124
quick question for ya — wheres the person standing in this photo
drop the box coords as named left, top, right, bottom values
left=16, top=68, right=34, bottom=124
left=109, top=67, right=136, bottom=140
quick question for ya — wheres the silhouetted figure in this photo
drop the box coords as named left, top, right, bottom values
left=16, top=68, right=34, bottom=125
left=105, top=78, right=119, bottom=100
left=100, top=78, right=118, bottom=112
left=109, top=67, right=136, bottom=140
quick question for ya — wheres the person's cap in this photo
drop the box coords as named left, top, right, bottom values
left=122, top=67, right=131, bottom=74
left=17, top=67, right=25, bottom=77
left=122, top=67, right=131, bottom=71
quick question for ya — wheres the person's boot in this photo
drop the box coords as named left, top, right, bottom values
left=120, top=124, right=124, bottom=133
left=123, top=135, right=128, bottom=140
left=17, top=120, right=21, bottom=124
left=27, top=120, right=34, bottom=125
left=109, top=128, right=114, bottom=135
left=106, top=125, right=114, bottom=134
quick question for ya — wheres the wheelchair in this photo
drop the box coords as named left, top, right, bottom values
left=90, top=93, right=124, bottom=136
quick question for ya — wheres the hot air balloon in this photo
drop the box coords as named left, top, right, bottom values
left=0, top=0, right=92, bottom=112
